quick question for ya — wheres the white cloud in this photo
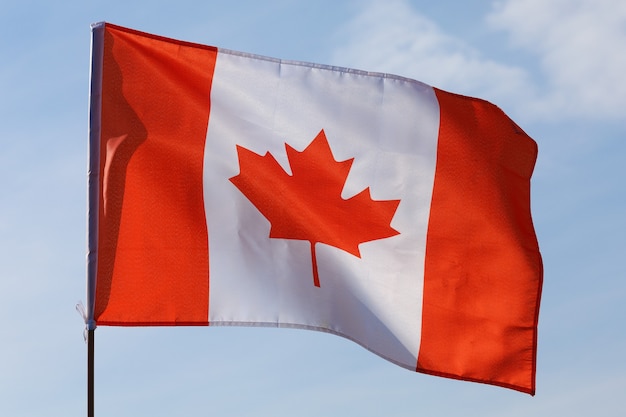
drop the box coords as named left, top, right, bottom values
left=331, top=0, right=535, bottom=116
left=332, top=0, right=626, bottom=122
left=487, top=0, right=626, bottom=121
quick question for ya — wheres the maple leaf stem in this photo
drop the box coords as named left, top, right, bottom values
left=310, top=242, right=320, bottom=287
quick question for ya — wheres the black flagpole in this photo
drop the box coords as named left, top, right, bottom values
left=87, top=22, right=104, bottom=417
left=88, top=328, right=95, bottom=417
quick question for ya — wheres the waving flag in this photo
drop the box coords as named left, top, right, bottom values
left=86, top=22, right=542, bottom=394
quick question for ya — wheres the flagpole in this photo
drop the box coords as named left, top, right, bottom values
left=87, top=328, right=95, bottom=417
left=87, top=23, right=104, bottom=417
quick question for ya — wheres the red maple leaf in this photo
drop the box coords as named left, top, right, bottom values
left=230, top=130, right=401, bottom=287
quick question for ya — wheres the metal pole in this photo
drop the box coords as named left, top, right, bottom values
left=88, top=328, right=95, bottom=417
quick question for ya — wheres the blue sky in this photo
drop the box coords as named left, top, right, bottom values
left=1, top=0, right=625, bottom=415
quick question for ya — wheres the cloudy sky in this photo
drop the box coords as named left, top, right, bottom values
left=1, top=0, right=624, bottom=416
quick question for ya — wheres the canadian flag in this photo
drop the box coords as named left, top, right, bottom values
left=87, top=23, right=542, bottom=394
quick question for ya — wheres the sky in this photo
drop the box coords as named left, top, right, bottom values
left=0, top=0, right=625, bottom=416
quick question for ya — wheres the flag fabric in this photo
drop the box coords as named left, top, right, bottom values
left=86, top=22, right=543, bottom=394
